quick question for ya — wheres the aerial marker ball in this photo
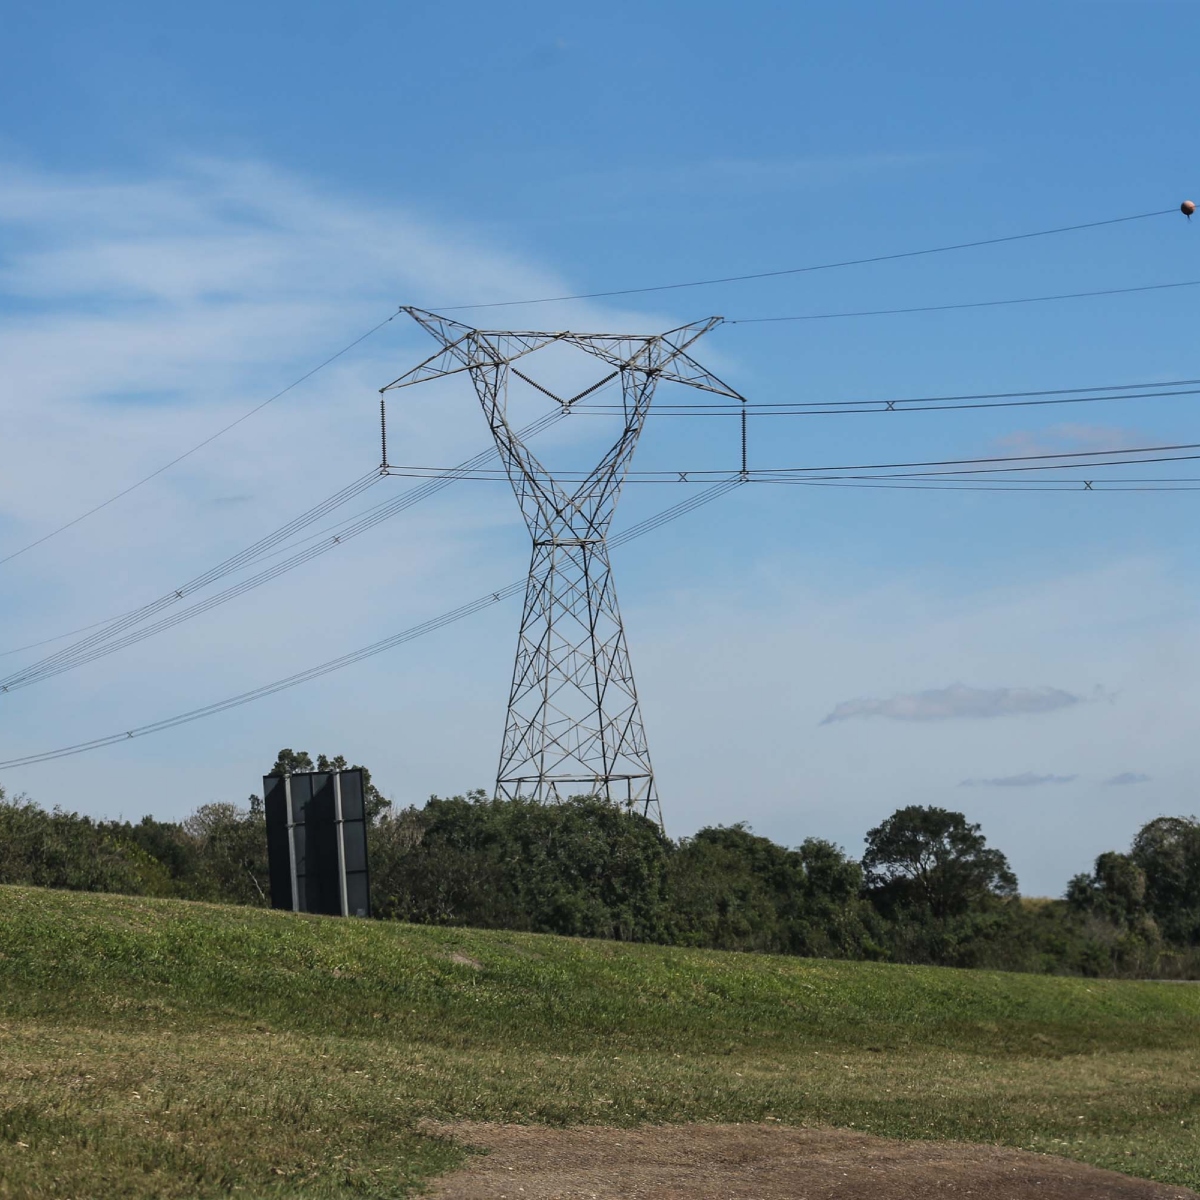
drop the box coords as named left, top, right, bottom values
left=1183, top=200, right=1196, bottom=219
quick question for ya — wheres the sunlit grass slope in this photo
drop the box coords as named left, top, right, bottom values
left=1, top=885, right=1198, bottom=1197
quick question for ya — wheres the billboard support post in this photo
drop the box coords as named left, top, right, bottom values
left=264, top=769, right=370, bottom=918
left=284, top=774, right=300, bottom=913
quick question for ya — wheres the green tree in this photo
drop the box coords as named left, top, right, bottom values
left=268, top=748, right=314, bottom=776
left=371, top=792, right=672, bottom=941
left=1065, top=850, right=1163, bottom=976
left=98, top=814, right=202, bottom=897
left=266, top=748, right=391, bottom=824
left=0, top=788, right=171, bottom=896
left=667, top=824, right=880, bottom=957
left=862, top=806, right=1018, bottom=920
left=1130, top=816, right=1200, bottom=945
left=1067, top=851, right=1148, bottom=926
left=183, top=801, right=269, bottom=906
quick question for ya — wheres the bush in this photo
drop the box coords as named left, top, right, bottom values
left=666, top=824, right=881, bottom=958
left=0, top=788, right=171, bottom=897
left=371, top=792, right=673, bottom=942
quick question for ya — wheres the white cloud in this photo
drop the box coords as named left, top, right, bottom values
left=990, top=423, right=1150, bottom=459
left=820, top=683, right=1082, bottom=725
left=0, top=156, right=681, bottom=561
left=0, top=158, right=679, bottom=723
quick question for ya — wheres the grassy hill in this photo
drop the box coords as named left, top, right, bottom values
left=1, top=885, right=1198, bottom=1196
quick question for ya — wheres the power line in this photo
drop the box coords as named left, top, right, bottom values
left=0, top=308, right=403, bottom=568
left=6, top=451, right=1199, bottom=769
left=377, top=440, right=1200, bottom=485
left=4, top=206, right=1184, bottom=569
left=0, top=469, right=385, bottom=688
left=0, top=367, right=646, bottom=690
left=758, top=478, right=1200, bottom=493
left=0, top=409, right=574, bottom=692
left=0, top=479, right=741, bottom=771
left=727, top=277, right=1200, bottom=324
left=748, top=440, right=1200, bottom=476
left=748, top=441, right=1200, bottom=477
left=575, top=375, right=1200, bottom=417
left=0, top=611, right=143, bottom=660
left=0, top=486, right=396, bottom=663
left=579, top=384, right=1200, bottom=419
left=796, top=453, right=1200, bottom=481
left=3, top=367, right=641, bottom=670
left=606, top=374, right=1200, bottom=409
left=433, top=208, right=1177, bottom=312
left=759, top=462, right=1200, bottom=481
left=4, top=205, right=1186, bottom=567
left=654, top=393, right=1200, bottom=417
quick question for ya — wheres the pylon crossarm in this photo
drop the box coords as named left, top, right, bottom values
left=380, top=335, right=475, bottom=391
left=394, top=309, right=571, bottom=379
left=652, top=347, right=745, bottom=400
left=558, top=317, right=741, bottom=399
left=472, top=329, right=572, bottom=366
left=402, top=307, right=478, bottom=346
left=564, top=340, right=740, bottom=400
left=659, top=315, right=725, bottom=353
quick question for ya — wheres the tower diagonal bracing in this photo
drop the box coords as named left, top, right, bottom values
left=383, top=309, right=741, bottom=825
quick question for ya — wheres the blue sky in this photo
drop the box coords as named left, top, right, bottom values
left=1, top=0, right=1199, bottom=894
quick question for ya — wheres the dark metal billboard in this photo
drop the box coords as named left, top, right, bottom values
left=263, top=769, right=371, bottom=918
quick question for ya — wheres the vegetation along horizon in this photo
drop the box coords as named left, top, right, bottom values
left=2, top=747, right=1200, bottom=1195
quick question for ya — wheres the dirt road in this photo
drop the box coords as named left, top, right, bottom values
left=427, top=1123, right=1197, bottom=1199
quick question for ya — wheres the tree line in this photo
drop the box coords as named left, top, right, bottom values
left=2, top=748, right=1198, bottom=978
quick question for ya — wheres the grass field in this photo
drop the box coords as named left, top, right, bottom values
left=1, top=886, right=1198, bottom=1198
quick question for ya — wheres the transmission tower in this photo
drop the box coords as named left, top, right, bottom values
left=381, top=308, right=741, bottom=824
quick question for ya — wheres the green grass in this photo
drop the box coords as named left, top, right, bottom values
left=1, top=885, right=1199, bottom=1197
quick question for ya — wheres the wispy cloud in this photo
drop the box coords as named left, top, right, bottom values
left=0, top=157, right=638, bottom=543
left=1104, top=771, right=1151, bottom=785
left=0, top=157, right=647, bottom=749
left=960, top=772, right=1078, bottom=788
left=991, top=423, right=1148, bottom=459
left=819, top=683, right=1082, bottom=725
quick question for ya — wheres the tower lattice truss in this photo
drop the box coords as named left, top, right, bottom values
left=383, top=308, right=741, bottom=824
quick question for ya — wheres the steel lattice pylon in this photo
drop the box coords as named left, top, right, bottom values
left=382, top=308, right=741, bottom=824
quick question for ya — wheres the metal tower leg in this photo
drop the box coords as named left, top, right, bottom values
left=464, top=361, right=658, bottom=818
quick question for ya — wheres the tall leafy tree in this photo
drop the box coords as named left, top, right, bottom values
left=182, top=802, right=269, bottom=906
left=667, top=824, right=878, bottom=956
left=1130, top=816, right=1200, bottom=945
left=268, top=748, right=314, bottom=777
left=266, top=748, right=391, bottom=824
left=862, top=806, right=1017, bottom=919
left=1066, top=851, right=1148, bottom=927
